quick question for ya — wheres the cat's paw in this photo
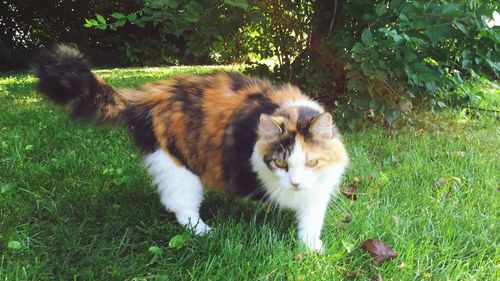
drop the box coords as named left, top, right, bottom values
left=300, top=235, right=324, bottom=253
left=193, top=222, right=213, bottom=235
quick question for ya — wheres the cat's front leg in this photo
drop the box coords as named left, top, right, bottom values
left=296, top=200, right=329, bottom=252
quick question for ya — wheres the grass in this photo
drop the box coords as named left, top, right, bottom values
left=0, top=67, right=499, bottom=280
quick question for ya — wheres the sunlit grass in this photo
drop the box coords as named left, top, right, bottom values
left=0, top=67, right=498, bottom=280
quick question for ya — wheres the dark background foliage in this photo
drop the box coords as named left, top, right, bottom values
left=1, top=0, right=498, bottom=125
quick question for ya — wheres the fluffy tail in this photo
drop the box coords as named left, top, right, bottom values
left=34, top=44, right=128, bottom=125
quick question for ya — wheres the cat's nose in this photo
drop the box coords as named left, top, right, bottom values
left=291, top=181, right=300, bottom=189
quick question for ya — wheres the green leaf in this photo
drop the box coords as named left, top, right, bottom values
left=97, top=23, right=106, bottom=30
left=461, top=59, right=470, bottom=69
left=418, top=73, right=438, bottom=82
left=375, top=4, right=387, bottom=17
left=114, top=18, right=126, bottom=28
left=1, top=183, right=15, bottom=193
left=183, top=2, right=203, bottom=23
left=426, top=25, right=453, bottom=45
left=399, top=13, right=409, bottom=22
left=96, top=13, right=106, bottom=25
left=84, top=18, right=97, bottom=28
left=410, top=62, right=431, bottom=73
left=168, top=232, right=191, bottom=249
left=361, top=29, right=373, bottom=46
left=224, top=0, right=249, bottom=10
left=95, top=14, right=106, bottom=24
left=442, top=4, right=460, bottom=16
left=111, top=12, right=126, bottom=19
left=8, top=241, right=22, bottom=250
left=148, top=246, right=163, bottom=255
left=127, top=13, right=137, bottom=22
left=453, top=22, right=468, bottom=36
left=165, top=0, right=180, bottom=9
left=403, top=51, right=417, bottom=63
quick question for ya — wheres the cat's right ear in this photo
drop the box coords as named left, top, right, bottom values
left=258, top=114, right=282, bottom=141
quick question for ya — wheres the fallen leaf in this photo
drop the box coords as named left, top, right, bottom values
left=8, top=240, right=22, bottom=250
left=342, top=184, right=358, bottom=200
left=353, top=176, right=362, bottom=185
left=1, top=183, right=16, bottom=193
left=148, top=246, right=163, bottom=255
left=397, top=262, right=406, bottom=269
left=293, top=253, right=303, bottom=261
left=374, top=272, right=382, bottom=281
left=362, top=239, right=397, bottom=264
left=168, top=232, right=191, bottom=250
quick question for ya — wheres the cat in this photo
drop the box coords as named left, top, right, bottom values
left=34, top=44, right=348, bottom=252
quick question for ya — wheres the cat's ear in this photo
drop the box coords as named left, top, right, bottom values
left=310, top=113, right=334, bottom=139
left=258, top=114, right=282, bottom=141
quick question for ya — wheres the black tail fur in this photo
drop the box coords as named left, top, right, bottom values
left=33, top=44, right=127, bottom=123
left=34, top=44, right=96, bottom=106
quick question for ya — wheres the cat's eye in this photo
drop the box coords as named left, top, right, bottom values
left=306, top=159, right=319, bottom=167
left=273, top=159, right=287, bottom=169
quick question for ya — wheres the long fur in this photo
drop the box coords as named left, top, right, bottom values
left=33, top=44, right=127, bottom=124
left=34, top=44, right=349, bottom=252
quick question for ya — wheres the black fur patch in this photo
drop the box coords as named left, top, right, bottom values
left=126, top=105, right=158, bottom=154
left=169, top=80, right=205, bottom=173
left=261, top=107, right=321, bottom=171
left=167, top=136, right=188, bottom=167
left=221, top=93, right=278, bottom=198
left=34, top=44, right=95, bottom=106
left=262, top=133, right=296, bottom=172
left=226, top=72, right=247, bottom=92
left=296, top=107, right=321, bottom=140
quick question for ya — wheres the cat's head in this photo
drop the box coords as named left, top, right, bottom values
left=253, top=106, right=348, bottom=192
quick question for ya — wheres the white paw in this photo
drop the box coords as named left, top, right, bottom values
left=300, top=234, right=324, bottom=253
left=193, top=222, right=213, bottom=235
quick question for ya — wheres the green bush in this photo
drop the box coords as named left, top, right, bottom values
left=87, top=0, right=499, bottom=126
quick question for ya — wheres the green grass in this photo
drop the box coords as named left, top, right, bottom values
left=1, top=67, right=499, bottom=280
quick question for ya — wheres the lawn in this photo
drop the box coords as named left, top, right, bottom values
left=0, top=67, right=498, bottom=280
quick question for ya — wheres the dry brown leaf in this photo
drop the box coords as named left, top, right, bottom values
left=362, top=239, right=397, bottom=264
left=342, top=184, right=358, bottom=200
left=293, top=253, right=303, bottom=261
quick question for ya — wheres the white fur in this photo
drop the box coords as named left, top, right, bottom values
left=144, top=149, right=211, bottom=235
left=281, top=99, right=324, bottom=113
left=251, top=137, right=347, bottom=252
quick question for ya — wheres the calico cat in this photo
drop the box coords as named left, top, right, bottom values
left=34, top=45, right=348, bottom=252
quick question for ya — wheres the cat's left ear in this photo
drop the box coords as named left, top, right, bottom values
left=310, top=113, right=334, bottom=139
